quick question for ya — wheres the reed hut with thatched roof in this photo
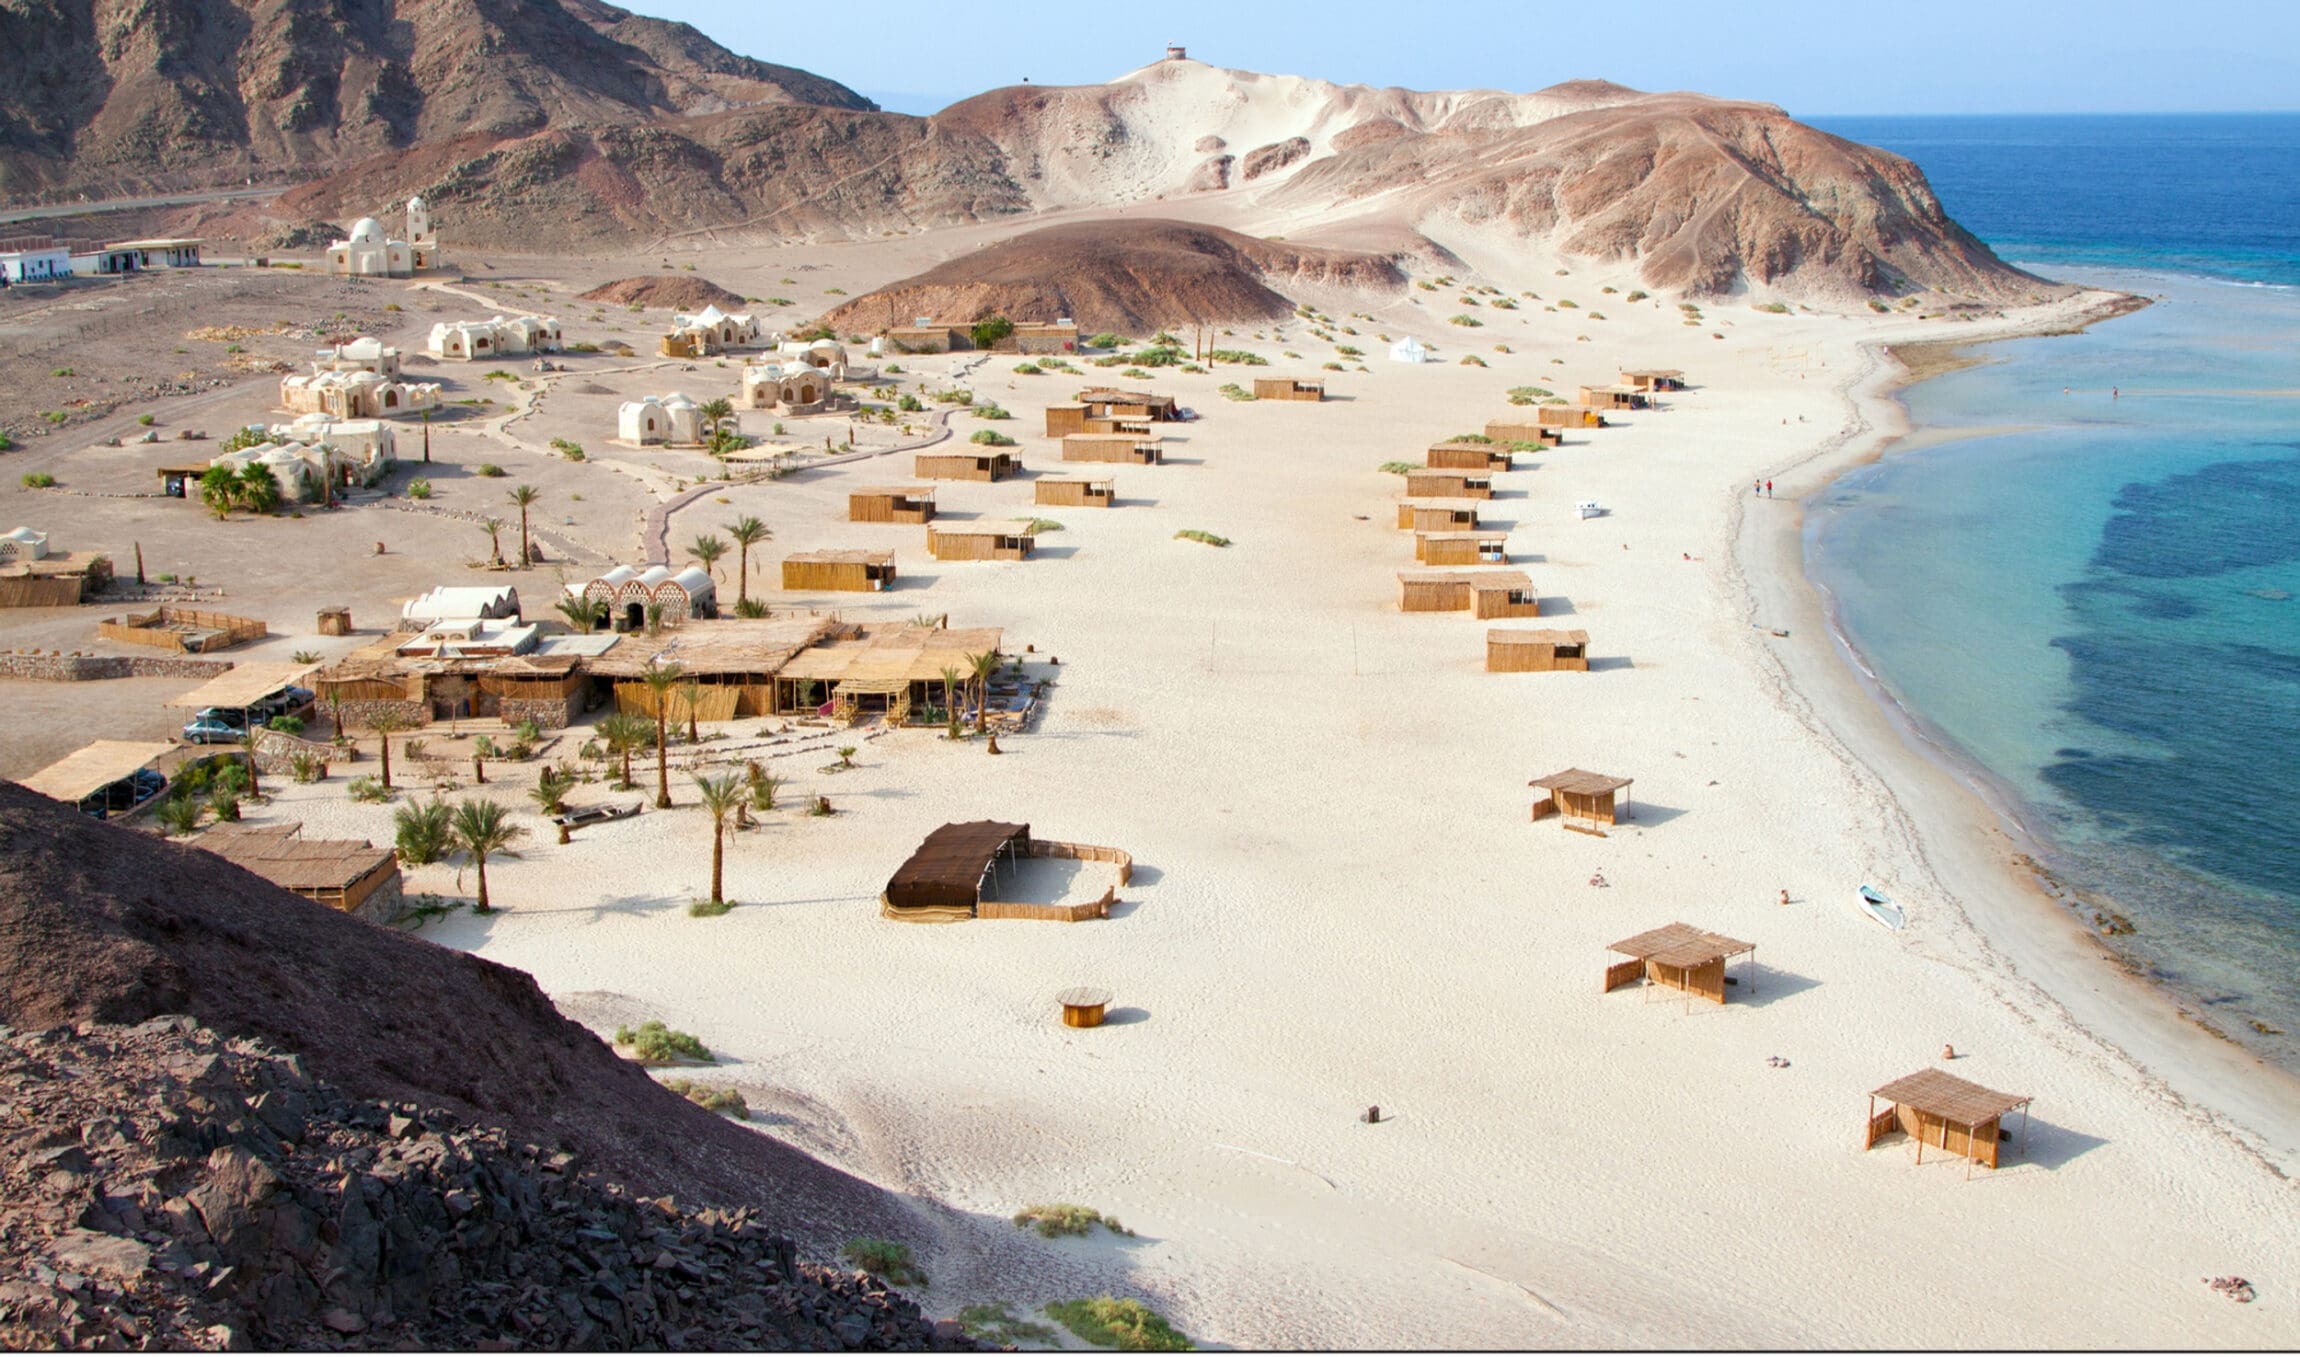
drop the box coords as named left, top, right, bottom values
left=1398, top=500, right=1482, bottom=532
left=1866, top=1070, right=2033, bottom=1175
left=1253, top=377, right=1325, bottom=401
left=1577, top=384, right=1651, bottom=411
left=197, top=822, right=404, bottom=923
left=1397, top=570, right=1538, bottom=617
left=915, top=450, right=1017, bottom=482
left=1416, top=530, right=1510, bottom=566
left=1076, top=388, right=1179, bottom=422
left=1487, top=628, right=1589, bottom=672
left=1620, top=368, right=1685, bottom=392
left=1062, top=432, right=1162, bottom=465
left=927, top=521, right=1037, bottom=562
left=1037, top=476, right=1116, bottom=509
left=881, top=820, right=1131, bottom=923
left=1404, top=469, right=1494, bottom=500
left=1482, top=419, right=1562, bottom=447
left=1528, top=768, right=1633, bottom=825
left=1536, top=404, right=1607, bottom=429
left=1604, top=922, right=1755, bottom=1007
left=1427, top=439, right=1516, bottom=472
left=848, top=486, right=936, bottom=524
left=781, top=550, right=897, bottom=593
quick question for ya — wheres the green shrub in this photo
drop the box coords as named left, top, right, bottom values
left=1043, top=1298, right=1190, bottom=1351
left=0, top=433, right=14, bottom=452
left=969, top=429, right=1015, bottom=446
left=481, top=369, right=515, bottom=382
left=1023, top=517, right=1062, bottom=534
left=20, top=472, right=56, bottom=489
left=659, top=1077, right=745, bottom=1116
left=1755, top=301, right=1791, bottom=314
left=1448, top=314, right=1483, bottom=327
left=1626, top=290, right=1649, bottom=303
left=289, top=751, right=324, bottom=784
left=1507, top=386, right=1553, bottom=404
left=406, top=479, right=432, bottom=499
left=51, top=367, right=73, bottom=378
left=687, top=897, right=733, bottom=917
left=842, top=1238, right=927, bottom=1286
left=348, top=775, right=392, bottom=804
left=615, top=1019, right=710, bottom=1063
left=1206, top=349, right=1266, bottom=366
left=154, top=794, right=204, bottom=837
left=958, top=1302, right=1056, bottom=1346
left=40, top=411, right=66, bottom=425
left=392, top=799, right=451, bottom=863
left=137, top=413, right=156, bottom=427
left=1124, top=345, right=1188, bottom=368
left=1216, top=384, right=1254, bottom=401
left=1174, top=529, right=1229, bottom=547
left=970, top=401, right=1011, bottom=420
left=1377, top=461, right=1417, bottom=475
left=734, top=597, right=769, bottom=619
left=1460, top=355, right=1488, bottom=367
left=1012, top=362, right=1042, bottom=375
left=266, top=714, right=305, bottom=735
left=897, top=392, right=924, bottom=412
left=1013, top=1203, right=1131, bottom=1238
left=476, top=463, right=505, bottom=477
left=1334, top=345, right=1363, bottom=357
left=1086, top=332, right=1126, bottom=349
left=1557, top=299, right=1578, bottom=309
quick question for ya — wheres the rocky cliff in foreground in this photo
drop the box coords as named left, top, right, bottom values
left=0, top=1017, right=965, bottom=1350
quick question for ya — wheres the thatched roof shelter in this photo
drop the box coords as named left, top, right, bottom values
left=1867, top=1070, right=2033, bottom=1175
left=1529, top=768, right=1633, bottom=824
left=19, top=740, right=176, bottom=805
left=164, top=661, right=319, bottom=710
left=198, top=822, right=401, bottom=919
left=882, top=821, right=1031, bottom=920
left=1605, top=922, right=1754, bottom=1006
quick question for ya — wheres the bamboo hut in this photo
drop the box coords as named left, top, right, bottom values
left=197, top=822, right=404, bottom=922
left=848, top=485, right=936, bottom=524
left=1536, top=404, right=1606, bottom=429
left=1416, top=531, right=1510, bottom=565
left=781, top=549, right=897, bottom=593
left=1397, top=500, right=1481, bottom=532
left=771, top=622, right=1003, bottom=724
left=1076, top=389, right=1179, bottom=422
left=1604, top=923, right=1755, bottom=1007
left=927, top=520, right=1037, bottom=562
left=316, top=606, right=354, bottom=636
left=1577, top=384, right=1651, bottom=411
left=1486, top=628, right=1589, bottom=672
left=1866, top=1070, right=2033, bottom=1175
left=1528, top=768, right=1632, bottom=824
left=915, top=450, right=1017, bottom=482
left=1398, top=569, right=1536, bottom=616
left=1404, top=469, right=1493, bottom=500
left=1427, top=440, right=1515, bottom=472
left=587, top=615, right=840, bottom=720
left=1062, top=432, right=1161, bottom=464
left=1252, top=377, right=1325, bottom=401
left=1045, top=404, right=1091, bottom=437
left=1482, top=420, right=1562, bottom=447
left=1620, top=368, right=1685, bottom=392
left=1037, top=476, right=1116, bottom=508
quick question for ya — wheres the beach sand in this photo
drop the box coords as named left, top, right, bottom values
left=10, top=232, right=2297, bottom=1347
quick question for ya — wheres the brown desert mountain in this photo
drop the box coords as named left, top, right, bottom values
left=0, top=780, right=903, bottom=1245
left=821, top=219, right=1408, bottom=334
left=0, top=0, right=873, bottom=199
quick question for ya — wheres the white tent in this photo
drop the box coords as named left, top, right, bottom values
left=1389, top=336, right=1432, bottom=364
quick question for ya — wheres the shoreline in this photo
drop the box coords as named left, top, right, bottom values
left=1739, top=290, right=2300, bottom=1173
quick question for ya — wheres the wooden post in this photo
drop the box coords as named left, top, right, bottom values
left=134, top=541, right=145, bottom=585
left=1865, top=1095, right=1875, bottom=1150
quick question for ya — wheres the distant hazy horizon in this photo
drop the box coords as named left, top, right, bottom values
left=629, top=0, right=2300, bottom=118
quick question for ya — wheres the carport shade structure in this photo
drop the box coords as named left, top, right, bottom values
left=882, top=821, right=1030, bottom=919
left=1867, top=1069, right=2033, bottom=1177
left=1605, top=923, right=1755, bottom=1008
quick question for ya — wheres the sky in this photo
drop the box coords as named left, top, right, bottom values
left=632, top=0, right=2300, bottom=117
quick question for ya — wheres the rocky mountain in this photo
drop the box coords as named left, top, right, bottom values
left=820, top=219, right=1408, bottom=334
left=0, top=0, right=874, bottom=199
left=276, top=56, right=2047, bottom=304
left=0, top=779, right=904, bottom=1247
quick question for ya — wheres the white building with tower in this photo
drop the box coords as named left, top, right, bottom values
left=326, top=198, right=440, bottom=278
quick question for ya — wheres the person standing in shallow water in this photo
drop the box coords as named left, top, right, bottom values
left=1766, top=480, right=1774, bottom=497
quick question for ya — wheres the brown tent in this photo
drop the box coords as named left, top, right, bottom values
left=882, top=821, right=1030, bottom=919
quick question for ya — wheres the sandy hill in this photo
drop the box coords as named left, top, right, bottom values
left=579, top=274, right=750, bottom=310
left=0, top=779, right=902, bottom=1246
left=821, top=219, right=1407, bottom=334
left=273, top=55, right=2045, bottom=305
left=0, top=0, right=873, bottom=201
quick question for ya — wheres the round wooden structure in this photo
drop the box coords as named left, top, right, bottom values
left=1057, top=987, right=1112, bottom=1029
left=316, top=606, right=353, bottom=636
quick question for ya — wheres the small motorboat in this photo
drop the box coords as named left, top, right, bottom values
left=1575, top=500, right=1608, bottom=519
left=554, top=801, right=643, bottom=829
left=1857, top=885, right=1906, bottom=931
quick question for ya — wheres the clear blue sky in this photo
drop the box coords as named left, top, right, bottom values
left=633, top=0, right=2300, bottom=117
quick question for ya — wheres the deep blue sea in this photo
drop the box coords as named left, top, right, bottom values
left=1805, top=115, right=2300, bottom=1058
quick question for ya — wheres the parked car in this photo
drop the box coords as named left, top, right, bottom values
left=182, top=707, right=248, bottom=744
left=77, top=767, right=166, bottom=819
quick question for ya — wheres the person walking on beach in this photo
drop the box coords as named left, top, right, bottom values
left=2112, top=386, right=2119, bottom=400
left=1766, top=479, right=1774, bottom=498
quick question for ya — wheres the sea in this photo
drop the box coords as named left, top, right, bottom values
left=1804, top=114, right=2300, bottom=1064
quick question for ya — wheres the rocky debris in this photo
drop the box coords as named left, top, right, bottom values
left=0, top=1019, right=971, bottom=1351
left=577, top=276, right=750, bottom=311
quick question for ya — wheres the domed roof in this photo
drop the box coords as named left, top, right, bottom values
left=349, top=217, right=385, bottom=243
left=407, top=195, right=426, bottom=209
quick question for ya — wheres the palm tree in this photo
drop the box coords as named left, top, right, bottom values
left=597, top=713, right=650, bottom=789
left=236, top=463, right=283, bottom=515
left=639, top=661, right=683, bottom=807
left=692, top=773, right=744, bottom=908
left=449, top=799, right=525, bottom=913
left=698, top=397, right=736, bottom=441
left=687, top=533, right=728, bottom=581
left=367, top=709, right=410, bottom=789
left=198, top=464, right=240, bottom=519
left=478, top=517, right=507, bottom=566
left=937, top=665, right=964, bottom=740
left=508, top=484, right=541, bottom=565
left=966, top=649, right=1001, bottom=736
left=554, top=593, right=601, bottom=633
left=725, top=516, right=770, bottom=605
left=528, top=766, right=574, bottom=817
left=679, top=678, right=704, bottom=743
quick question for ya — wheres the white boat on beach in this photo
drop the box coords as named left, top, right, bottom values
left=1575, top=500, right=1607, bottom=519
left=1857, top=885, right=1906, bottom=931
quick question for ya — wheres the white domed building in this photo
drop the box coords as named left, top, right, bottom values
left=324, top=198, right=440, bottom=278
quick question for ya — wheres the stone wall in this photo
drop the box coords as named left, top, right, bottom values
left=499, top=694, right=582, bottom=730
left=0, top=651, right=234, bottom=682
left=328, top=698, right=429, bottom=731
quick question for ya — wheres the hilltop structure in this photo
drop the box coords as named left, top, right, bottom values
left=325, top=197, right=440, bottom=277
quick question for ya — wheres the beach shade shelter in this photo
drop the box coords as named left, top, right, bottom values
left=915, top=450, right=1017, bottom=482
left=1487, top=628, right=1589, bottom=672
left=1482, top=419, right=1562, bottom=447
left=1620, top=368, right=1685, bottom=392
left=1062, top=432, right=1162, bottom=464
left=1535, top=404, right=1607, bottom=429
left=19, top=740, right=177, bottom=819
left=1416, top=531, right=1510, bottom=565
left=882, top=820, right=1032, bottom=921
left=927, top=521, right=1038, bottom=561
left=1529, top=768, right=1632, bottom=824
left=1427, top=440, right=1515, bottom=472
left=197, top=822, right=404, bottom=922
left=1866, top=1069, right=2033, bottom=1175
left=164, top=661, right=319, bottom=715
left=1398, top=500, right=1482, bottom=532
left=1252, top=377, right=1325, bottom=401
left=1604, top=923, right=1755, bottom=1009
left=1389, top=336, right=1432, bottom=363
left=848, top=486, right=936, bottom=524
left=1037, top=476, right=1116, bottom=508
left=1404, top=469, right=1493, bottom=500
left=781, top=550, right=897, bottom=592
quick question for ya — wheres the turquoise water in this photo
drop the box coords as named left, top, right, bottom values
left=1805, top=115, right=2300, bottom=1055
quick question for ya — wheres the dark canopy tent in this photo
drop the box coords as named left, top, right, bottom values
left=882, top=821, right=1031, bottom=919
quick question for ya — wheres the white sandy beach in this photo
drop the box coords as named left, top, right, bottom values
left=141, top=232, right=2297, bottom=1348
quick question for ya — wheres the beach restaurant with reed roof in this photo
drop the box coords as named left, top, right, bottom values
left=1529, top=768, right=1632, bottom=825
left=1866, top=1069, right=2033, bottom=1175
left=1604, top=922, right=1756, bottom=1007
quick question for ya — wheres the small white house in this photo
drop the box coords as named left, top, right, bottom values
left=326, top=198, right=439, bottom=278
left=427, top=314, right=561, bottom=360
left=0, top=237, right=71, bottom=283
left=267, top=415, right=396, bottom=470
left=741, top=362, right=834, bottom=414
left=279, top=369, right=440, bottom=419
left=1389, top=336, right=1432, bottom=364
left=313, top=337, right=401, bottom=377
left=617, top=393, right=705, bottom=446
left=0, top=527, right=50, bottom=563
left=401, top=585, right=521, bottom=630
left=663, top=305, right=761, bottom=354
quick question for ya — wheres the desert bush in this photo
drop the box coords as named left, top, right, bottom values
left=1012, top=1203, right=1131, bottom=1238
left=266, top=714, right=305, bottom=735
left=1023, top=517, right=1062, bottom=534
left=406, top=479, right=432, bottom=499
left=1043, top=1298, right=1190, bottom=1352
left=615, top=1019, right=709, bottom=1063
left=1377, top=461, right=1417, bottom=475
left=1206, top=349, right=1266, bottom=366
left=659, top=1078, right=745, bottom=1116
left=154, top=794, right=204, bottom=837
left=289, top=751, right=324, bottom=784
left=969, top=429, right=1015, bottom=446
left=1460, top=355, right=1488, bottom=367
left=687, top=897, right=733, bottom=917
left=20, top=472, right=56, bottom=488
left=476, top=463, right=505, bottom=477
left=393, top=799, right=452, bottom=864
left=348, top=775, right=392, bottom=803
left=1216, top=384, right=1254, bottom=401
left=1448, top=314, right=1483, bottom=327
left=1011, top=362, right=1042, bottom=375
left=1626, top=290, right=1649, bottom=303
left=842, top=1238, right=926, bottom=1286
left=957, top=1302, right=1056, bottom=1346
left=1174, top=529, right=1229, bottom=547
left=1755, top=301, right=1791, bottom=314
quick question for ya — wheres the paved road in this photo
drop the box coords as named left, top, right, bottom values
left=0, top=186, right=283, bottom=227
